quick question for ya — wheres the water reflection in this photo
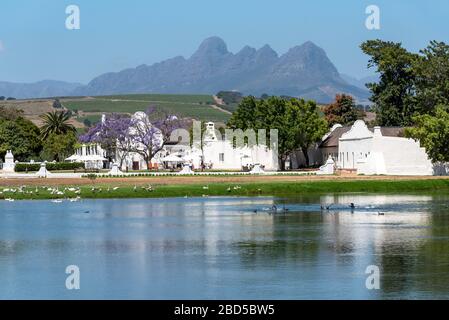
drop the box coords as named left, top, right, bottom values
left=0, top=194, right=448, bottom=299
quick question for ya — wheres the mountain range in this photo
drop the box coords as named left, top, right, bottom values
left=340, top=74, right=379, bottom=90
left=0, top=37, right=371, bottom=103
left=0, top=80, right=82, bottom=100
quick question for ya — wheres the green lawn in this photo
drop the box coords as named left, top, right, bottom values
left=2, top=179, right=449, bottom=200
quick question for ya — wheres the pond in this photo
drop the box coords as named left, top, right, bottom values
left=0, top=194, right=449, bottom=299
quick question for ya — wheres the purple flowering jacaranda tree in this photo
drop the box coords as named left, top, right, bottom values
left=80, top=113, right=133, bottom=166
left=80, top=107, right=188, bottom=170
left=128, top=106, right=188, bottom=170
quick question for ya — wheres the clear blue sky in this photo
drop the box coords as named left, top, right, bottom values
left=0, top=0, right=448, bottom=84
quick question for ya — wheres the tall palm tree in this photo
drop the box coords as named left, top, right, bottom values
left=40, top=110, right=76, bottom=139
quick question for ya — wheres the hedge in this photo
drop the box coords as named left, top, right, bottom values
left=15, top=162, right=85, bottom=172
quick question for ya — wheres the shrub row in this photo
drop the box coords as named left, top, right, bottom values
left=15, top=162, right=85, bottom=172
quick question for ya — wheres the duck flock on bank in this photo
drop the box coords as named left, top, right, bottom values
left=0, top=186, right=83, bottom=203
left=0, top=184, right=159, bottom=203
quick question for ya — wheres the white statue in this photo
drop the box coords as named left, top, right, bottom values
left=179, top=163, right=194, bottom=175
left=317, top=156, right=335, bottom=175
left=108, top=163, right=123, bottom=175
left=36, top=162, right=51, bottom=178
left=250, top=163, right=265, bottom=174
left=3, top=150, right=16, bottom=173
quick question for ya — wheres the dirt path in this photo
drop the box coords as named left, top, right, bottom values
left=211, top=95, right=232, bottom=115
left=210, top=104, right=232, bottom=115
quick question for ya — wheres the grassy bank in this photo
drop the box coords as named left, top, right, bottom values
left=1, top=178, right=449, bottom=200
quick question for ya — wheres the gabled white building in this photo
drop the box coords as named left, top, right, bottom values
left=189, top=122, right=278, bottom=171
left=319, top=120, right=440, bottom=176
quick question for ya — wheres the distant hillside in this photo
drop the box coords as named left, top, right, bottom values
left=74, top=37, right=369, bottom=103
left=62, top=94, right=229, bottom=123
left=0, top=80, right=82, bottom=99
left=1, top=94, right=230, bottom=129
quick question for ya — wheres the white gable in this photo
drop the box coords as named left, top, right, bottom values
left=340, top=120, right=373, bottom=141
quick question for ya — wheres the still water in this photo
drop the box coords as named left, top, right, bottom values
left=1, top=194, right=449, bottom=300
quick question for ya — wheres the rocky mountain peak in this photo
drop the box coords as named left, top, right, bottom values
left=191, top=36, right=229, bottom=59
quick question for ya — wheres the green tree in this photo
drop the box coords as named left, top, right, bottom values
left=52, top=98, right=63, bottom=109
left=228, top=96, right=327, bottom=169
left=323, top=94, right=359, bottom=128
left=405, top=105, right=449, bottom=163
left=216, top=91, right=243, bottom=104
left=361, top=40, right=418, bottom=126
left=414, top=41, right=449, bottom=114
left=287, top=99, right=328, bottom=167
left=40, top=111, right=76, bottom=140
left=261, top=96, right=294, bottom=170
left=0, top=117, right=42, bottom=161
left=83, top=118, right=92, bottom=128
left=227, top=96, right=259, bottom=130
left=41, top=132, right=78, bottom=162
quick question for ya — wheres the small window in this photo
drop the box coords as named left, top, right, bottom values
left=219, top=153, right=225, bottom=162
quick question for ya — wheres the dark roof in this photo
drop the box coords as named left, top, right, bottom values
left=378, top=127, right=405, bottom=137
left=319, top=126, right=405, bottom=148
left=319, top=127, right=350, bottom=148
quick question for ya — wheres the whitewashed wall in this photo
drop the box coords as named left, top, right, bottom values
left=357, top=135, right=433, bottom=176
left=200, top=141, right=277, bottom=170
left=339, top=121, right=374, bottom=169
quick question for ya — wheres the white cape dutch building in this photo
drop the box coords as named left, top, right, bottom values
left=319, top=120, right=447, bottom=176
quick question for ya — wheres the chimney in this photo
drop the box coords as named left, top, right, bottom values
left=374, top=126, right=382, bottom=136
left=204, top=122, right=217, bottom=142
